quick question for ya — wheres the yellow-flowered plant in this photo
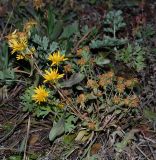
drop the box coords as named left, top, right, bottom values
left=7, top=30, right=28, bottom=54
left=6, top=29, right=37, bottom=61
left=32, top=85, right=49, bottom=104
left=48, top=51, right=68, bottom=66
left=43, top=68, right=64, bottom=83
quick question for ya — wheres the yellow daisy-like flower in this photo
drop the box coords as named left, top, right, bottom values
left=43, top=68, right=64, bottom=83
left=16, top=54, right=25, bottom=60
left=7, top=30, right=28, bottom=54
left=48, top=51, right=68, bottom=66
left=32, top=86, right=49, bottom=104
left=9, top=38, right=28, bottom=54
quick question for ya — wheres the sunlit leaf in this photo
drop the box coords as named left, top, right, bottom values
left=75, top=130, right=91, bottom=142
left=95, top=56, right=110, bottom=66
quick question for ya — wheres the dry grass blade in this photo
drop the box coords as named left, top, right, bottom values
left=23, top=116, right=31, bottom=160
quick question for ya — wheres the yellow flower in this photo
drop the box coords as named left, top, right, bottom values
left=43, top=68, right=64, bottom=83
left=9, top=39, right=28, bottom=54
left=48, top=51, right=68, bottom=66
left=7, top=30, right=28, bottom=54
left=32, top=86, right=49, bottom=104
left=16, top=54, right=25, bottom=60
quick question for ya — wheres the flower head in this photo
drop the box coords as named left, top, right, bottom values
left=48, top=51, right=68, bottom=66
left=43, top=68, right=64, bottom=83
left=6, top=30, right=28, bottom=54
left=32, top=86, right=49, bottom=104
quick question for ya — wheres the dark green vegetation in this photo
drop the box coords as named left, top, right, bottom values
left=0, top=0, right=156, bottom=160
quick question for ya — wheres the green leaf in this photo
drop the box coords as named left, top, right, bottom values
left=32, top=35, right=49, bottom=51
left=60, top=73, right=85, bottom=88
left=0, top=68, right=15, bottom=80
left=8, top=155, right=22, bottom=160
left=95, top=56, right=110, bottom=66
left=65, top=115, right=78, bottom=133
left=0, top=42, right=8, bottom=70
left=35, top=106, right=52, bottom=118
left=42, top=36, right=49, bottom=50
left=104, top=10, right=126, bottom=33
left=32, top=34, right=41, bottom=44
left=60, top=21, right=79, bottom=38
left=76, top=86, right=84, bottom=91
left=63, top=134, right=76, bottom=144
left=81, top=50, right=91, bottom=61
left=47, top=7, right=55, bottom=36
left=20, top=86, right=37, bottom=112
left=90, top=37, right=127, bottom=49
left=50, top=20, right=63, bottom=41
left=81, top=25, right=89, bottom=35
left=115, top=44, right=145, bottom=72
left=49, top=42, right=59, bottom=53
left=49, top=118, right=65, bottom=141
